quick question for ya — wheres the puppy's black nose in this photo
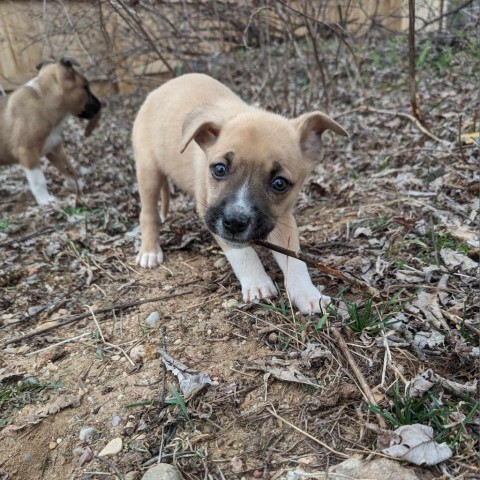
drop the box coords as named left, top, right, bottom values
left=223, top=213, right=250, bottom=234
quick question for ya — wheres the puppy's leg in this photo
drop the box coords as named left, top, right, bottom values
left=17, top=147, right=56, bottom=205
left=220, top=240, right=277, bottom=303
left=136, top=159, right=166, bottom=268
left=46, top=145, right=81, bottom=193
left=268, top=212, right=330, bottom=314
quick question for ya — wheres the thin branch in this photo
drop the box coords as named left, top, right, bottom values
left=253, top=240, right=381, bottom=298
left=3, top=289, right=194, bottom=346
left=330, top=327, right=387, bottom=429
left=408, top=0, right=426, bottom=126
left=358, top=105, right=451, bottom=145
left=267, top=405, right=349, bottom=458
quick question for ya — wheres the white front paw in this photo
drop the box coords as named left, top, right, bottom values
left=241, top=275, right=277, bottom=303
left=136, top=247, right=164, bottom=268
left=37, top=193, right=57, bottom=205
left=288, top=283, right=330, bottom=315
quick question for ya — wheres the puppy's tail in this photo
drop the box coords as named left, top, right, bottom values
left=160, top=180, right=170, bottom=223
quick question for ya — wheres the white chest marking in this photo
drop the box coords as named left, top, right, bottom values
left=41, top=121, right=65, bottom=156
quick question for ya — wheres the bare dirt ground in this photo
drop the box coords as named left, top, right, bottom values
left=0, top=37, right=479, bottom=480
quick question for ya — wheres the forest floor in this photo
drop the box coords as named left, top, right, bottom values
left=0, top=34, right=479, bottom=480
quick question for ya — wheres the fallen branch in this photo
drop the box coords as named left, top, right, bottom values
left=330, top=327, right=387, bottom=429
left=3, top=289, right=194, bottom=346
left=267, top=405, right=349, bottom=458
left=359, top=105, right=451, bottom=145
left=253, top=240, right=381, bottom=298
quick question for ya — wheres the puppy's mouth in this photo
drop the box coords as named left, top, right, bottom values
left=204, top=201, right=275, bottom=248
left=78, top=90, right=102, bottom=120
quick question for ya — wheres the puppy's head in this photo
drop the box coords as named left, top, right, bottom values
left=181, top=106, right=347, bottom=247
left=36, top=58, right=101, bottom=120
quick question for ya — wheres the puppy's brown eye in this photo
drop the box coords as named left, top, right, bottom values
left=211, top=163, right=227, bottom=179
left=271, top=176, right=290, bottom=193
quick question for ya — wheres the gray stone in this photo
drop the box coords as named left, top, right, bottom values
left=141, top=464, right=183, bottom=480
left=283, top=458, right=423, bottom=480
left=98, top=437, right=123, bottom=457
left=79, top=427, right=96, bottom=441
left=130, top=345, right=145, bottom=362
left=125, top=473, right=140, bottom=480
left=213, top=257, right=227, bottom=268
left=145, top=311, right=160, bottom=327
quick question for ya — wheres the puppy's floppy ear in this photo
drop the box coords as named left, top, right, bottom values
left=60, top=57, right=81, bottom=68
left=292, top=112, right=348, bottom=161
left=180, top=105, right=224, bottom=154
left=57, top=57, right=81, bottom=87
left=35, top=59, right=55, bottom=71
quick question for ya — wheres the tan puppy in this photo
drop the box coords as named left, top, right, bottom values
left=0, top=58, right=101, bottom=205
left=133, top=74, right=347, bottom=314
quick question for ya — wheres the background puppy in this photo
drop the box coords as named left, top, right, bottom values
left=133, top=73, right=347, bottom=314
left=0, top=58, right=101, bottom=205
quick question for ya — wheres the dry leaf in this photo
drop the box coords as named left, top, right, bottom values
left=158, top=349, right=212, bottom=401
left=380, top=424, right=452, bottom=466
left=439, top=248, right=477, bottom=272
left=413, top=290, right=449, bottom=330
left=411, top=369, right=436, bottom=397
left=245, top=359, right=317, bottom=387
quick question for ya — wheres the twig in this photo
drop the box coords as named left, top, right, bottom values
left=109, top=0, right=175, bottom=76
left=0, top=227, right=54, bottom=248
left=94, top=456, right=125, bottom=480
left=9, top=278, right=92, bottom=326
left=419, top=0, right=475, bottom=30
left=330, top=327, right=387, bottom=429
left=267, top=405, right=349, bottom=458
left=358, top=105, right=451, bottom=145
left=25, top=332, right=92, bottom=356
left=408, top=0, right=426, bottom=126
left=253, top=240, right=381, bottom=298
left=3, top=289, right=194, bottom=346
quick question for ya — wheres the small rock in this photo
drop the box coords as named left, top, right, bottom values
left=49, top=442, right=57, bottom=450
left=130, top=345, right=145, bottom=362
left=111, top=354, right=121, bottom=361
left=125, top=473, right=140, bottom=480
left=73, top=447, right=84, bottom=456
left=22, top=453, right=33, bottom=462
left=174, top=339, right=182, bottom=345
left=3, top=347, right=18, bottom=354
left=124, top=421, right=135, bottom=435
left=16, top=345, right=30, bottom=354
left=79, top=427, right=96, bottom=441
left=98, top=437, right=123, bottom=457
left=112, top=415, right=122, bottom=427
left=222, top=298, right=238, bottom=310
left=145, top=311, right=160, bottom=327
left=214, top=257, right=227, bottom=268
left=79, top=447, right=94, bottom=466
left=141, top=464, right=183, bottom=480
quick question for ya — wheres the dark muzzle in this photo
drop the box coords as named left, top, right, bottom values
left=78, top=87, right=101, bottom=120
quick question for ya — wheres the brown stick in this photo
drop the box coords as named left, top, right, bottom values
left=359, top=106, right=449, bottom=145
left=408, top=0, right=426, bottom=126
left=3, top=289, right=194, bottom=347
left=253, top=240, right=381, bottom=298
left=330, top=327, right=387, bottom=429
